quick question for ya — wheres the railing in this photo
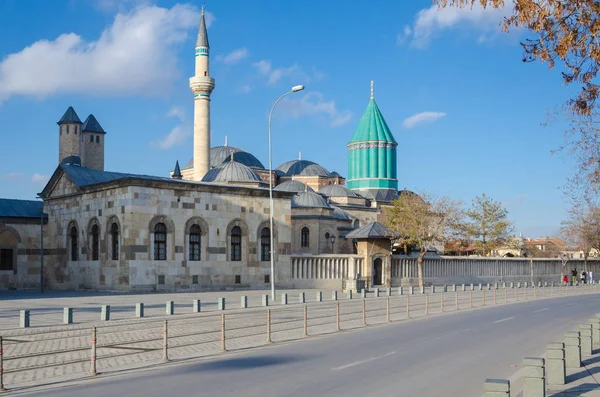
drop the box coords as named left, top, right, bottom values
left=290, top=255, right=363, bottom=280
left=0, top=283, right=598, bottom=391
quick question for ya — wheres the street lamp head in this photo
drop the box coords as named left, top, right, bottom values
left=291, top=85, right=305, bottom=92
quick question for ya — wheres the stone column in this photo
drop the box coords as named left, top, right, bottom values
left=546, top=342, right=565, bottom=386
left=483, top=379, right=510, bottom=397
left=580, top=324, right=593, bottom=357
left=591, top=317, right=600, bottom=348
left=523, top=357, right=545, bottom=397
left=565, top=331, right=581, bottom=368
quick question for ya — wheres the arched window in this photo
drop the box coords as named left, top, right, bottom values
left=91, top=224, right=99, bottom=261
left=260, top=227, right=270, bottom=262
left=110, top=223, right=119, bottom=260
left=231, top=226, right=242, bottom=261
left=301, top=227, right=310, bottom=248
left=70, top=226, right=78, bottom=261
left=154, top=223, right=167, bottom=260
left=189, top=224, right=201, bottom=261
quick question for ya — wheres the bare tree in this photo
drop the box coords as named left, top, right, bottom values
left=385, top=191, right=464, bottom=288
left=562, top=204, right=600, bottom=271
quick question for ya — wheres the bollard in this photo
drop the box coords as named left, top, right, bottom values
left=522, top=357, right=545, bottom=397
left=299, top=292, right=306, bottom=304
left=347, top=290, right=353, bottom=300
left=580, top=324, right=593, bottom=357
left=0, top=336, right=4, bottom=391
left=487, top=283, right=491, bottom=290
left=101, top=305, right=110, bottom=321
left=162, top=319, right=168, bottom=362
left=409, top=286, right=414, bottom=295
left=565, top=331, right=581, bottom=368
left=361, top=289, right=367, bottom=298
left=406, top=295, right=410, bottom=318
left=425, top=295, right=429, bottom=315
left=546, top=342, right=566, bottom=385
left=525, top=281, right=529, bottom=288
left=166, top=301, right=174, bottom=315
left=398, top=286, right=404, bottom=295
left=316, top=291, right=323, bottom=302
left=262, top=295, right=269, bottom=307
left=538, top=281, right=542, bottom=288
left=544, top=281, right=548, bottom=287
left=590, top=317, right=600, bottom=348
left=483, top=379, right=510, bottom=397
left=510, top=282, right=514, bottom=288
left=303, top=305, right=308, bottom=336
left=374, top=288, right=380, bottom=298
left=332, top=291, right=338, bottom=301
left=462, top=284, right=466, bottom=292
left=20, top=310, right=30, bottom=328
left=241, top=296, right=248, bottom=308
left=218, top=297, right=226, bottom=310
left=336, top=301, right=341, bottom=331
left=266, top=309, right=272, bottom=344
left=386, top=296, right=391, bottom=321
left=281, top=293, right=288, bottom=305
left=386, top=287, right=392, bottom=297
left=90, top=327, right=97, bottom=376
left=518, top=282, right=522, bottom=288
left=478, top=283, right=482, bottom=291
left=494, top=282, right=498, bottom=289
left=451, top=284, right=456, bottom=292
left=136, top=303, right=144, bottom=318
left=221, top=314, right=226, bottom=351
left=420, top=286, right=425, bottom=294
left=63, top=307, right=73, bottom=324
left=443, top=285, right=448, bottom=293
left=193, top=299, right=201, bottom=313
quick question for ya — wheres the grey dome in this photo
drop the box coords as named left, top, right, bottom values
left=332, top=207, right=351, bottom=220
left=319, top=184, right=361, bottom=198
left=328, top=171, right=341, bottom=177
left=274, top=180, right=314, bottom=193
left=201, top=161, right=263, bottom=183
left=276, top=159, right=329, bottom=177
left=183, top=145, right=265, bottom=170
left=291, top=191, right=331, bottom=209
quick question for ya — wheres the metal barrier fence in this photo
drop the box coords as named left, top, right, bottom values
left=0, top=282, right=598, bottom=391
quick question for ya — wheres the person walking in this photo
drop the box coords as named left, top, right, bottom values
left=572, top=268, right=578, bottom=284
left=581, top=270, right=587, bottom=284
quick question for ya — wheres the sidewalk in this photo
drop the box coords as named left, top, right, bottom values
left=548, top=353, right=600, bottom=396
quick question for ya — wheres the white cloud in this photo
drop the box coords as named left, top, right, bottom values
left=167, top=106, right=184, bottom=122
left=150, top=126, right=190, bottom=149
left=252, top=60, right=311, bottom=85
left=403, top=1, right=514, bottom=48
left=403, top=111, right=447, bottom=128
left=32, top=174, right=49, bottom=184
left=279, top=92, right=353, bottom=128
left=217, top=48, right=249, bottom=65
left=0, top=4, right=210, bottom=103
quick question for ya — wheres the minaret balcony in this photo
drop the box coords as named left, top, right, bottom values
left=189, top=76, right=215, bottom=93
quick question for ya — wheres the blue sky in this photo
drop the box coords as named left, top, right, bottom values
left=0, top=0, right=577, bottom=237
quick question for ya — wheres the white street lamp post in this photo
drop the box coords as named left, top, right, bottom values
left=268, top=84, right=305, bottom=301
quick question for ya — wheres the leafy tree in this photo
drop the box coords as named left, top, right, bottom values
left=385, top=191, right=464, bottom=287
left=463, top=194, right=513, bottom=255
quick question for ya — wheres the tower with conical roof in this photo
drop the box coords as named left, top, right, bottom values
left=80, top=114, right=106, bottom=171
left=190, top=6, right=215, bottom=181
left=57, top=106, right=83, bottom=164
left=347, top=81, right=398, bottom=197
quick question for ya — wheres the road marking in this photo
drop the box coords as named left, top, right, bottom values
left=533, top=308, right=549, bottom=313
left=331, top=351, right=396, bottom=371
left=494, top=316, right=515, bottom=324
left=435, top=328, right=472, bottom=340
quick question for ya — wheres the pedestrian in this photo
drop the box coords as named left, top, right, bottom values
left=563, top=274, right=569, bottom=284
left=572, top=268, right=578, bottom=284
left=582, top=270, right=587, bottom=284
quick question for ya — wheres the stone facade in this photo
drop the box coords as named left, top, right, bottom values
left=81, top=131, right=104, bottom=171
left=0, top=219, right=45, bottom=289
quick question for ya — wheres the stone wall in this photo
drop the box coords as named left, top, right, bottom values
left=0, top=220, right=47, bottom=289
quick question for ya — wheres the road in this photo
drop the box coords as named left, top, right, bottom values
left=14, top=293, right=600, bottom=397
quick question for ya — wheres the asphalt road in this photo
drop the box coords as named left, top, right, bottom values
left=14, top=293, right=600, bottom=397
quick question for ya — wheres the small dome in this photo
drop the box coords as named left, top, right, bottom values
left=61, top=155, right=82, bottom=166
left=274, top=180, right=314, bottom=193
left=319, top=184, right=361, bottom=198
left=332, top=207, right=351, bottom=220
left=328, top=171, right=341, bottom=177
left=183, top=145, right=265, bottom=170
left=201, top=161, right=263, bottom=183
left=276, top=159, right=329, bottom=177
left=291, top=191, right=331, bottom=209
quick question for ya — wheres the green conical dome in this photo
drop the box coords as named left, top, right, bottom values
left=349, top=99, right=396, bottom=144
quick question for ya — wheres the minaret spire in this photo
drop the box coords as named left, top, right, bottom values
left=370, top=80, right=374, bottom=100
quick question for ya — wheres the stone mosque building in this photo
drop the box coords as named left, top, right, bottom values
left=0, top=8, right=401, bottom=291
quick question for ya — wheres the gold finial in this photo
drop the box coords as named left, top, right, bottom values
left=230, top=149, right=234, bottom=162
left=370, top=80, right=374, bottom=100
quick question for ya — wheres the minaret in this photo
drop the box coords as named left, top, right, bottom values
left=57, top=106, right=83, bottom=164
left=190, top=6, right=215, bottom=181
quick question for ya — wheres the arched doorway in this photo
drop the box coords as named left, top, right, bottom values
left=373, top=258, right=383, bottom=286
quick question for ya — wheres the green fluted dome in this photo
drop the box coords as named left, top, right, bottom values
left=349, top=99, right=396, bottom=144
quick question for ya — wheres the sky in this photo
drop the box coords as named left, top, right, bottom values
left=0, top=0, right=579, bottom=237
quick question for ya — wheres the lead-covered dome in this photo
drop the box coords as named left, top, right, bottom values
left=291, top=191, right=331, bottom=209
left=276, top=159, right=329, bottom=177
left=274, top=180, right=314, bottom=193
left=201, top=161, right=263, bottom=183
left=332, top=206, right=352, bottom=220
left=183, top=145, right=265, bottom=170
left=319, top=184, right=361, bottom=198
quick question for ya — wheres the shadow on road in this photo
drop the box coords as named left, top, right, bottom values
left=177, top=354, right=312, bottom=373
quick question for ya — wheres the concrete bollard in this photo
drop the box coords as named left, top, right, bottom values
left=166, top=301, right=174, bottom=315
left=518, top=282, right=522, bottom=288
left=409, top=286, right=414, bottom=295
left=590, top=317, right=600, bottom=348
left=524, top=281, right=529, bottom=288
left=461, top=284, right=466, bottom=292
left=544, top=281, right=548, bottom=287
left=510, top=282, right=514, bottom=288
left=546, top=342, right=566, bottom=385
left=361, top=289, right=367, bottom=298
left=63, top=307, right=73, bottom=324
left=565, top=331, right=581, bottom=368
left=316, top=291, right=323, bottom=302
left=193, top=299, right=201, bottom=313
left=218, top=297, right=226, bottom=311
left=398, top=286, right=403, bottom=295
left=136, top=303, right=144, bottom=318
left=478, top=283, right=482, bottom=291
left=374, top=288, right=380, bottom=298
left=281, top=293, right=288, bottom=305
left=299, top=292, right=306, bottom=303
left=19, top=310, right=30, bottom=328
left=483, top=379, right=510, bottom=397
left=470, top=283, right=474, bottom=291
left=580, top=324, right=593, bottom=357
left=262, top=295, right=269, bottom=307
left=386, top=287, right=392, bottom=296
left=487, top=283, right=491, bottom=290
left=420, top=286, right=425, bottom=294
left=494, top=283, right=498, bottom=289
left=347, top=290, right=353, bottom=299
left=538, top=281, right=542, bottom=287
left=241, top=296, right=248, bottom=308
left=101, top=305, right=110, bottom=321
left=442, top=285, right=447, bottom=293
left=523, top=357, right=545, bottom=397
left=332, top=291, right=337, bottom=301
left=451, top=284, right=456, bottom=292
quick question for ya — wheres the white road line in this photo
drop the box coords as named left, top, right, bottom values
left=493, top=316, right=515, bottom=324
left=331, top=351, right=396, bottom=371
left=435, top=328, right=472, bottom=340
left=533, top=308, right=549, bottom=313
